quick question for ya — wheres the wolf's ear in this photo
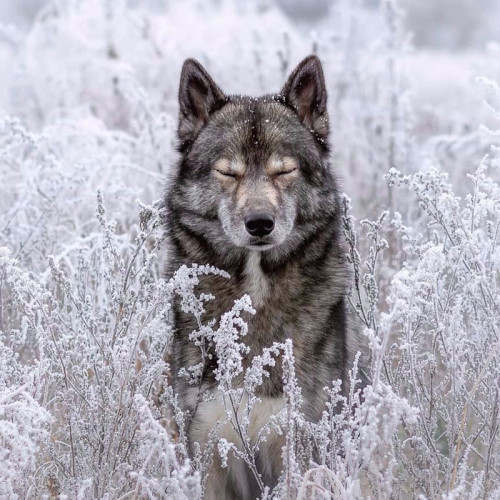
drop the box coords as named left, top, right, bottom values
left=280, top=55, right=328, bottom=141
left=178, top=58, right=226, bottom=145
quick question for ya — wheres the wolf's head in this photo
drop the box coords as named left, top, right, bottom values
left=168, top=55, right=340, bottom=265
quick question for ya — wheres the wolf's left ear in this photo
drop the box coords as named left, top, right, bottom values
left=280, top=55, right=328, bottom=141
left=178, top=58, right=226, bottom=145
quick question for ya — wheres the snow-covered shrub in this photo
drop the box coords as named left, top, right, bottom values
left=0, top=303, right=51, bottom=498
left=384, top=150, right=500, bottom=498
left=1, top=196, right=176, bottom=496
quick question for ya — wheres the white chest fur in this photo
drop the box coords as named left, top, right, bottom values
left=244, top=251, right=269, bottom=308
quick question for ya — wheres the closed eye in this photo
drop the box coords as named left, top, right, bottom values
left=215, top=169, right=237, bottom=178
left=275, top=168, right=297, bottom=176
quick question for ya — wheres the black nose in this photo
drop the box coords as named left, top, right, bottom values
left=244, top=212, right=275, bottom=237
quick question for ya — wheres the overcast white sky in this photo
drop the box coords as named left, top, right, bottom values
left=1, top=0, right=500, bottom=50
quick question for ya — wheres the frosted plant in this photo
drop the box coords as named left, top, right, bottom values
left=130, top=394, right=201, bottom=499
left=0, top=193, right=198, bottom=497
left=0, top=287, right=51, bottom=497
left=383, top=158, right=500, bottom=499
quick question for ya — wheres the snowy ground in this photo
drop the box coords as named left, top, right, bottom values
left=1, top=1, right=500, bottom=498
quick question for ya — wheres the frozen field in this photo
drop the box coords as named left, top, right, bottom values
left=1, top=1, right=500, bottom=498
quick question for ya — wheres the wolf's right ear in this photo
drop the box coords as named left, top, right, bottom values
left=178, top=59, right=226, bottom=146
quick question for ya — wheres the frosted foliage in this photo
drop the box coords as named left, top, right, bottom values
left=0, top=0, right=500, bottom=498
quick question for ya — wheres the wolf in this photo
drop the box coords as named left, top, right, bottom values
left=163, top=55, right=367, bottom=499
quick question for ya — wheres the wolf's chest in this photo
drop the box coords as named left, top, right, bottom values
left=243, top=251, right=270, bottom=308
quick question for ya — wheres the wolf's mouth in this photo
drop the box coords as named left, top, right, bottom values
left=246, top=240, right=275, bottom=251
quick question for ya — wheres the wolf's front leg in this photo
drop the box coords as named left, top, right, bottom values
left=189, top=395, right=259, bottom=499
left=202, top=452, right=257, bottom=500
left=189, top=393, right=286, bottom=499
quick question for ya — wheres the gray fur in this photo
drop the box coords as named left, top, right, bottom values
left=163, top=55, right=368, bottom=499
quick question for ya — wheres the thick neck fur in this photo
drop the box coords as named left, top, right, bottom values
left=165, top=200, right=352, bottom=413
left=165, top=207, right=349, bottom=308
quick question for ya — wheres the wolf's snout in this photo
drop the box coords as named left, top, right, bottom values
left=244, top=212, right=275, bottom=237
